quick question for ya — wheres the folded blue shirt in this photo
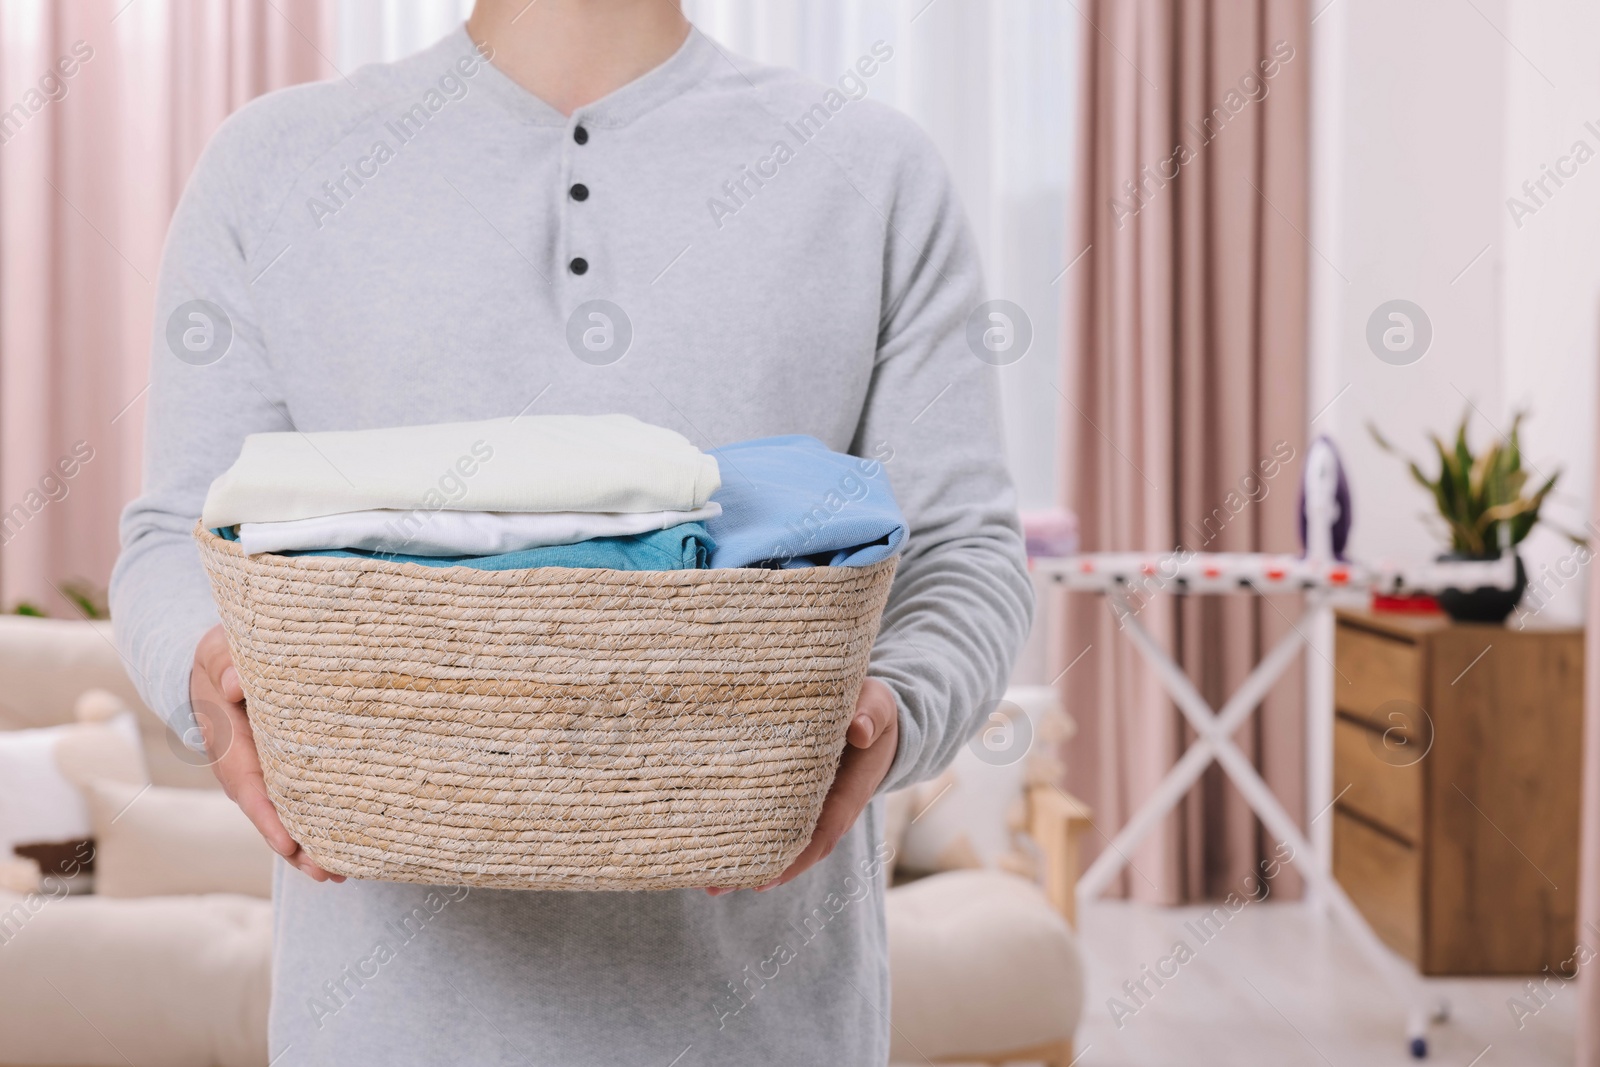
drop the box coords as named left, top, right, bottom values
left=215, top=522, right=713, bottom=571
left=705, top=435, right=906, bottom=568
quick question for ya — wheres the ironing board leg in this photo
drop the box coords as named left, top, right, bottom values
left=1075, top=728, right=1221, bottom=902
left=1076, top=592, right=1316, bottom=904
left=1306, top=600, right=1337, bottom=910
left=1203, top=728, right=1437, bottom=1056
left=1080, top=588, right=1439, bottom=1057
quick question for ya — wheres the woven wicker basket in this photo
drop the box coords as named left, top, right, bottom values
left=193, top=525, right=896, bottom=891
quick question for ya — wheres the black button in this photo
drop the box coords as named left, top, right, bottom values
left=573, top=125, right=588, bottom=145
left=570, top=183, right=589, bottom=201
left=569, top=257, right=588, bottom=275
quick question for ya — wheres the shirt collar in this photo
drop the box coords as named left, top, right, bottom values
left=458, top=23, right=720, bottom=129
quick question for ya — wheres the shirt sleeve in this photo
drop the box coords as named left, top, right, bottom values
left=853, top=126, right=1035, bottom=794
left=109, top=109, right=293, bottom=749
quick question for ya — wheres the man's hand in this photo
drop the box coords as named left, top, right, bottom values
left=707, top=676, right=899, bottom=895
left=191, top=625, right=343, bottom=883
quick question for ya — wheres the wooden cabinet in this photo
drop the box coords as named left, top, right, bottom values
left=1331, top=609, right=1584, bottom=976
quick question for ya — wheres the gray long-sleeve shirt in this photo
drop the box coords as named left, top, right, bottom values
left=110, top=25, right=1030, bottom=1066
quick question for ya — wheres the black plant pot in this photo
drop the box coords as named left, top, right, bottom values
left=1434, top=551, right=1527, bottom=624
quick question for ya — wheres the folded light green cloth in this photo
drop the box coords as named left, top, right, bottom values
left=215, top=522, right=713, bottom=571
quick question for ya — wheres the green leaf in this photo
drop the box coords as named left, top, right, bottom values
left=1509, top=471, right=1560, bottom=546
left=1468, top=444, right=1495, bottom=505
left=1373, top=410, right=1563, bottom=555
left=1506, top=411, right=1525, bottom=473
left=1430, top=434, right=1472, bottom=542
left=57, top=580, right=108, bottom=621
left=1454, top=413, right=1474, bottom=492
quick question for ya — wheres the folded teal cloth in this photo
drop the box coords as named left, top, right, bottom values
left=214, top=522, right=713, bottom=571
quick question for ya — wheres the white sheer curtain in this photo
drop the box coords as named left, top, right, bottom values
left=333, top=0, right=1075, bottom=509
left=334, top=0, right=471, bottom=73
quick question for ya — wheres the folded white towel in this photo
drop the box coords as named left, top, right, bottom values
left=236, top=503, right=723, bottom=557
left=201, top=415, right=721, bottom=528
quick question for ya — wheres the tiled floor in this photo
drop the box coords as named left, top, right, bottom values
left=897, top=900, right=1576, bottom=1067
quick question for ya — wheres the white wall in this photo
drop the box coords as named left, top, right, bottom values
left=1311, top=0, right=1594, bottom=623
left=1501, top=0, right=1600, bottom=623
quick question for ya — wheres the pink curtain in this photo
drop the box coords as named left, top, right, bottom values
left=0, top=0, right=333, bottom=617
left=1056, top=0, right=1311, bottom=903
left=1579, top=383, right=1600, bottom=1064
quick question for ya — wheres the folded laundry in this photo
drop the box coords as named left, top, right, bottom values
left=215, top=522, right=714, bottom=571
left=236, top=503, right=723, bottom=557
left=208, top=426, right=899, bottom=573
left=201, top=414, right=721, bottom=528
left=705, top=435, right=907, bottom=569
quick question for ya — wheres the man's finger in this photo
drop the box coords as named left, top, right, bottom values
left=762, top=745, right=876, bottom=890
left=192, top=628, right=342, bottom=884
left=846, top=713, right=875, bottom=749
left=191, top=697, right=227, bottom=761
left=764, top=786, right=854, bottom=890
left=755, top=792, right=844, bottom=890
left=234, top=777, right=299, bottom=859
left=234, top=780, right=343, bottom=881
left=846, top=679, right=897, bottom=748
left=195, top=631, right=233, bottom=688
left=218, top=665, right=245, bottom=704
left=761, top=826, right=832, bottom=891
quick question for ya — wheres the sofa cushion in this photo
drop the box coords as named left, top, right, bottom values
left=0, top=712, right=140, bottom=864
left=84, top=778, right=274, bottom=899
left=12, top=839, right=94, bottom=878
left=0, top=888, right=271, bottom=1067
left=886, top=869, right=1083, bottom=1060
left=54, top=695, right=150, bottom=791
left=0, top=616, right=217, bottom=790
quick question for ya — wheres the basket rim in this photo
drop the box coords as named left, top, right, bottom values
left=192, top=522, right=899, bottom=588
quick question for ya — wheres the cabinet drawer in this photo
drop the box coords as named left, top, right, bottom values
left=1334, top=624, right=1422, bottom=729
left=1334, top=809, right=1420, bottom=963
left=1333, top=715, right=1422, bottom=843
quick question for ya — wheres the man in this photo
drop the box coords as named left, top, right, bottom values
left=111, top=1, right=1031, bottom=1062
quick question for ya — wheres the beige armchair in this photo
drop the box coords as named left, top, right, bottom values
left=886, top=754, right=1091, bottom=1064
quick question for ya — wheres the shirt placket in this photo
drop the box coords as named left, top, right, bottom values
left=564, top=118, right=592, bottom=280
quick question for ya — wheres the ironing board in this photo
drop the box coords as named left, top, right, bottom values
left=1033, top=440, right=1518, bottom=1059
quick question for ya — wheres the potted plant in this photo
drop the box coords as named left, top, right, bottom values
left=1369, top=409, right=1582, bottom=623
